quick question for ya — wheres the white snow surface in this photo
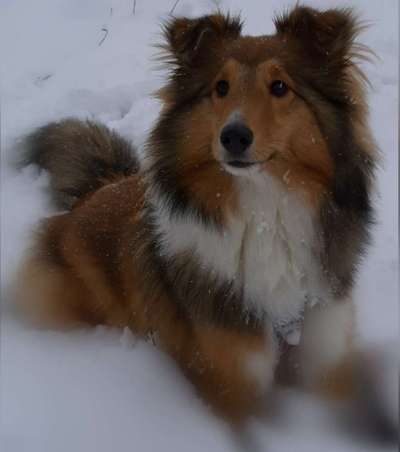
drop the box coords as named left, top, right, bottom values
left=1, top=1, right=398, bottom=451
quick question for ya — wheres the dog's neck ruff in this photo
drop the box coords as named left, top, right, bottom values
left=150, top=171, right=328, bottom=339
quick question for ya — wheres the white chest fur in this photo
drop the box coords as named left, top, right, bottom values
left=153, top=173, right=327, bottom=329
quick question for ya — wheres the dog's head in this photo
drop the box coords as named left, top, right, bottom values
left=150, top=6, right=375, bottom=221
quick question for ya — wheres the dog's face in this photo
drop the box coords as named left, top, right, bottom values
left=207, top=51, right=333, bottom=195
left=152, top=7, right=372, bottom=217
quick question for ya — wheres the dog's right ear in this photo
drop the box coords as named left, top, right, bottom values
left=162, top=14, right=242, bottom=68
left=274, top=6, right=364, bottom=76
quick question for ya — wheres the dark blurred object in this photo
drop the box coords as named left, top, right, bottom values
left=344, top=341, right=399, bottom=444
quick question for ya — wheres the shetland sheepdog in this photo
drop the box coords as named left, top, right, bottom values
left=16, top=5, right=395, bottom=440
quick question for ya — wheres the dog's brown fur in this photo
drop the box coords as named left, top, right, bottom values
left=22, top=119, right=138, bottom=209
left=19, top=172, right=270, bottom=422
left=17, top=6, right=380, bottom=428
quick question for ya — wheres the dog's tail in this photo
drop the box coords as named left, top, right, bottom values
left=21, top=118, right=139, bottom=210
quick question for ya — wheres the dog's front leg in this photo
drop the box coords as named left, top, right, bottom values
left=297, top=298, right=355, bottom=393
left=185, top=325, right=278, bottom=426
left=296, top=298, right=398, bottom=441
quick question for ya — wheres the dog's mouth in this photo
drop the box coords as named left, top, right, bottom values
left=225, top=160, right=257, bottom=168
left=223, top=153, right=277, bottom=171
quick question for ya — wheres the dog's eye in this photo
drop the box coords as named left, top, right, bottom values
left=215, top=80, right=229, bottom=97
left=270, top=80, right=288, bottom=97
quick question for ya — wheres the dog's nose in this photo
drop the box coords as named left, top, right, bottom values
left=220, top=123, right=254, bottom=156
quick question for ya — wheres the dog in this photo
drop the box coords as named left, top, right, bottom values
left=16, top=4, right=396, bottom=442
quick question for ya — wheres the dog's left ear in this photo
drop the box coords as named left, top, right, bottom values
left=274, top=6, right=362, bottom=71
left=162, top=14, right=242, bottom=68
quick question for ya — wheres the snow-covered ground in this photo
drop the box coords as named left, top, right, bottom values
left=1, top=1, right=398, bottom=451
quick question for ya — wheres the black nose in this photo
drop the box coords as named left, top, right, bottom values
left=220, top=123, right=254, bottom=156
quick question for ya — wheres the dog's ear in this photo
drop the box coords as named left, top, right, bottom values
left=274, top=6, right=362, bottom=70
left=162, top=14, right=242, bottom=68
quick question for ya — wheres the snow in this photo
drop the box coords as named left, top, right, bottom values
left=0, top=1, right=398, bottom=451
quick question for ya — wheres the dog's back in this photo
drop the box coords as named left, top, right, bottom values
left=17, top=119, right=147, bottom=329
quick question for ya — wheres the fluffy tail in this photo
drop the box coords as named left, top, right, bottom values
left=21, top=118, right=139, bottom=209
